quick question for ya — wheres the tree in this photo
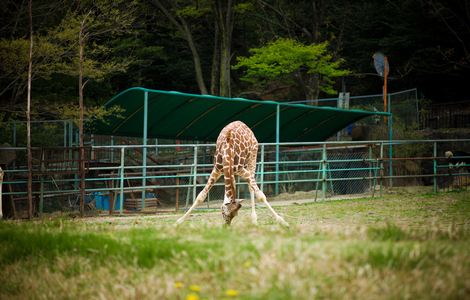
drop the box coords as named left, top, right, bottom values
left=151, top=0, right=253, bottom=96
left=50, top=0, right=136, bottom=214
left=26, top=0, right=33, bottom=219
left=0, top=35, right=65, bottom=122
left=0, top=0, right=72, bottom=122
left=151, top=0, right=209, bottom=94
left=213, top=0, right=234, bottom=97
left=234, top=38, right=349, bottom=101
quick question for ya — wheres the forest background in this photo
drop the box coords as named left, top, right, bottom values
left=1, top=0, right=469, bottom=123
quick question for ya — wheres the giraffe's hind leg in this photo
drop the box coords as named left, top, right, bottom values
left=176, top=167, right=222, bottom=225
left=238, top=168, right=289, bottom=227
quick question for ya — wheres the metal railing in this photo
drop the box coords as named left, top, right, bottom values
left=1, top=139, right=469, bottom=216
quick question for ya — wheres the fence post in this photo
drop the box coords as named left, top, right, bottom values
left=192, top=145, right=198, bottom=203
left=322, top=143, right=327, bottom=200
left=260, top=144, right=265, bottom=192
left=141, top=91, right=148, bottom=210
left=0, top=166, right=3, bottom=219
left=380, top=142, right=384, bottom=197
left=110, top=136, right=114, bottom=163
left=119, top=147, right=125, bottom=215
left=388, top=96, right=393, bottom=187
left=275, top=104, right=280, bottom=195
left=368, top=145, right=372, bottom=191
left=433, top=141, right=437, bottom=193
left=39, top=151, right=45, bottom=215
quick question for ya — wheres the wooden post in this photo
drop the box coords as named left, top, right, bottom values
left=383, top=56, right=388, bottom=115
left=382, top=56, right=390, bottom=127
left=26, top=0, right=33, bottom=219
left=78, top=19, right=86, bottom=216
left=109, top=171, right=115, bottom=215
left=8, top=184, right=17, bottom=219
left=321, top=144, right=327, bottom=200
left=175, top=177, right=179, bottom=212
left=119, top=147, right=125, bottom=215
left=141, top=91, right=149, bottom=210
left=0, top=166, right=3, bottom=219
left=433, top=142, right=437, bottom=193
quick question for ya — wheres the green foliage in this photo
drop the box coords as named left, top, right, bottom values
left=0, top=36, right=64, bottom=83
left=1, top=0, right=469, bottom=127
left=0, top=39, right=29, bottom=76
left=234, top=38, right=350, bottom=97
left=176, top=5, right=211, bottom=18
left=233, top=2, right=255, bottom=13
left=47, top=0, right=137, bottom=82
left=55, top=104, right=124, bottom=126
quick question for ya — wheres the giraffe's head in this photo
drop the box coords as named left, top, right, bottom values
left=221, top=199, right=243, bottom=225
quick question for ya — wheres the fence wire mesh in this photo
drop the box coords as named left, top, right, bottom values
left=1, top=139, right=470, bottom=218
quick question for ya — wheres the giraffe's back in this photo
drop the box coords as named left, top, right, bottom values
left=214, top=121, right=258, bottom=172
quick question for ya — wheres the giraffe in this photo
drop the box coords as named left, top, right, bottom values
left=176, top=121, right=289, bottom=227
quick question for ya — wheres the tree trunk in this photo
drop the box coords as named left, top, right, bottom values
left=182, top=22, right=208, bottom=95
left=215, top=0, right=233, bottom=97
left=296, top=72, right=320, bottom=104
left=306, top=74, right=320, bottom=104
left=210, top=16, right=220, bottom=95
left=311, top=0, right=324, bottom=42
left=26, top=0, right=33, bottom=219
left=151, top=0, right=208, bottom=95
left=78, top=24, right=85, bottom=216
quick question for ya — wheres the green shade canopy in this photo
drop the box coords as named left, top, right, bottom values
left=91, top=87, right=389, bottom=143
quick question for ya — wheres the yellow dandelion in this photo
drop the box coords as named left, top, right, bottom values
left=186, top=293, right=200, bottom=300
left=189, top=285, right=201, bottom=292
left=225, top=289, right=239, bottom=297
left=243, top=261, right=251, bottom=268
left=174, top=282, right=184, bottom=289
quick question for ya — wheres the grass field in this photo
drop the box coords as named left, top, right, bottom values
left=1, top=190, right=469, bottom=299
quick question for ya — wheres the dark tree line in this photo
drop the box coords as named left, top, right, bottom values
left=1, top=0, right=469, bottom=123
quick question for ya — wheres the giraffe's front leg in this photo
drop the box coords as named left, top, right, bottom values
left=176, top=168, right=221, bottom=225
left=175, top=189, right=206, bottom=225
left=254, top=189, right=289, bottom=227
left=239, top=168, right=289, bottom=227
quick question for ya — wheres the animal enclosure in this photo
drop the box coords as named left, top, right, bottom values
left=1, top=138, right=469, bottom=218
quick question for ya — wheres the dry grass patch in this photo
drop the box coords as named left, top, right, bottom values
left=0, top=190, right=469, bottom=299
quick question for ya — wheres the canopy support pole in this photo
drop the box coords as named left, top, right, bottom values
left=141, top=91, right=148, bottom=210
left=275, top=104, right=280, bottom=195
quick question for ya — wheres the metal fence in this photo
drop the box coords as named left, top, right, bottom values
left=287, top=88, right=422, bottom=141
left=1, top=139, right=469, bottom=218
